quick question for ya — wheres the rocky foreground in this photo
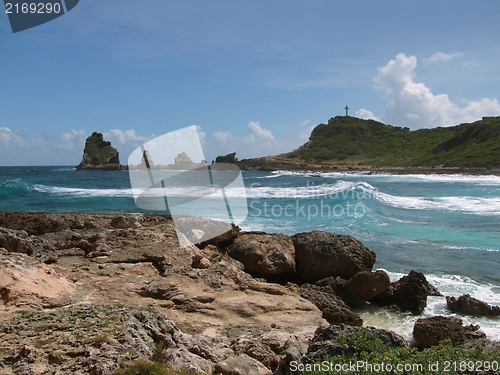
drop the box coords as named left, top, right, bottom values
left=0, top=212, right=498, bottom=374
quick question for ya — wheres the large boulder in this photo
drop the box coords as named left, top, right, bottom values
left=315, top=271, right=390, bottom=308
left=413, top=316, right=486, bottom=348
left=346, top=270, right=391, bottom=301
left=214, top=354, right=272, bottom=375
left=370, top=270, right=440, bottom=314
left=299, top=284, right=363, bottom=326
left=228, top=232, right=296, bottom=277
left=292, top=230, right=376, bottom=282
left=446, top=294, right=500, bottom=316
left=76, top=132, right=122, bottom=170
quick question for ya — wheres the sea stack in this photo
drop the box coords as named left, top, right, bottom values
left=76, top=132, right=122, bottom=171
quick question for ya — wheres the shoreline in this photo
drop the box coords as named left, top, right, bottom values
left=0, top=211, right=499, bottom=373
left=234, top=155, right=500, bottom=176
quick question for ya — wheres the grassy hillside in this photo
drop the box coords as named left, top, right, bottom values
left=288, top=116, right=500, bottom=168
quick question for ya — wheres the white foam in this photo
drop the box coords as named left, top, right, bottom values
left=375, top=192, right=500, bottom=216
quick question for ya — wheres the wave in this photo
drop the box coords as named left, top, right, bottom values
left=375, top=191, right=500, bottom=216
left=316, top=172, right=500, bottom=185
left=0, top=179, right=30, bottom=193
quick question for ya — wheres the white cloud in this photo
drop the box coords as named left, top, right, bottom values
left=213, top=131, right=232, bottom=144
left=246, top=121, right=275, bottom=142
left=211, top=121, right=310, bottom=160
left=301, top=120, right=312, bottom=127
left=423, top=52, right=464, bottom=65
left=104, top=129, right=152, bottom=145
left=356, top=109, right=381, bottom=122
left=373, top=53, right=500, bottom=129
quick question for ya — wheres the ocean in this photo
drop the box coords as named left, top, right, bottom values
left=1, top=166, right=499, bottom=340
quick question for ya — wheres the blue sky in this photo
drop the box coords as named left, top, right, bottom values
left=1, top=0, right=500, bottom=165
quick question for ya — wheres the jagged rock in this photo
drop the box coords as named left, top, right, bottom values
left=299, top=284, right=362, bottom=326
left=413, top=316, right=486, bottom=348
left=214, top=353, right=272, bottom=375
left=174, top=217, right=239, bottom=246
left=110, top=215, right=143, bottom=229
left=310, top=324, right=410, bottom=349
left=76, top=132, right=122, bottom=170
left=215, top=152, right=239, bottom=164
left=446, top=294, right=500, bottom=316
left=292, top=230, right=376, bottom=282
left=133, top=281, right=181, bottom=300
left=232, top=338, right=279, bottom=370
left=162, top=347, right=215, bottom=373
left=0, top=227, right=57, bottom=263
left=228, top=232, right=296, bottom=277
left=370, top=270, right=440, bottom=314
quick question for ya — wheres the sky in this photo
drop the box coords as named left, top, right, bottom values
left=1, top=0, right=500, bottom=166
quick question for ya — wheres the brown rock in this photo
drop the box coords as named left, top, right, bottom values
left=228, top=232, right=296, bottom=277
left=292, top=230, right=375, bottom=282
left=346, top=270, right=391, bottom=301
left=413, top=316, right=486, bottom=348
left=446, top=294, right=500, bottom=316
left=299, top=284, right=363, bottom=326
left=371, top=270, right=440, bottom=314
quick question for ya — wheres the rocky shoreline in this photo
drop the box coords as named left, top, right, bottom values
left=0, top=212, right=499, bottom=374
left=214, top=153, right=500, bottom=176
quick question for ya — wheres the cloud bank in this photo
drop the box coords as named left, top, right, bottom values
left=359, top=53, right=500, bottom=129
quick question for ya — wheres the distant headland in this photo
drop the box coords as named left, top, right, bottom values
left=215, top=115, right=500, bottom=175
left=77, top=116, right=500, bottom=174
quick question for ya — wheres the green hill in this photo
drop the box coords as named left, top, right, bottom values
left=288, top=116, right=500, bottom=168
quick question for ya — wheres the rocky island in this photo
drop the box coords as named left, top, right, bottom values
left=76, top=132, right=122, bottom=171
left=0, top=212, right=498, bottom=374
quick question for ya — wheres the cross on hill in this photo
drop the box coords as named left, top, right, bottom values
left=345, top=105, right=349, bottom=116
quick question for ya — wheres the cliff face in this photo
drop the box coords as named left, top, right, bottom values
left=76, top=132, right=122, bottom=171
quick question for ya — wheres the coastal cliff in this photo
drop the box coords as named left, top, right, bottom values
left=76, top=132, right=122, bottom=171
left=215, top=116, right=500, bottom=173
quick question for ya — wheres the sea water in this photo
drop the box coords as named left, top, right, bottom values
left=1, top=166, right=499, bottom=340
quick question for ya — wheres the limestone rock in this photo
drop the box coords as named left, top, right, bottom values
left=228, top=232, right=296, bottom=277
left=0, top=227, right=57, bottom=263
left=214, top=353, right=272, bottom=375
left=292, top=230, right=376, bottom=282
left=413, top=316, right=486, bottom=348
left=446, top=294, right=500, bottom=316
left=110, top=215, right=143, bottom=229
left=76, top=132, right=122, bottom=170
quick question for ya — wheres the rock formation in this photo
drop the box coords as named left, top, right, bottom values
left=215, top=152, right=238, bottom=164
left=370, top=270, right=441, bottom=314
left=292, top=230, right=376, bottom=282
left=413, top=316, right=486, bottom=348
left=446, top=294, right=500, bottom=316
left=76, top=132, right=122, bottom=170
left=1, top=211, right=497, bottom=374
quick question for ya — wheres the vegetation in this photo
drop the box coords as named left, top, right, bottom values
left=299, top=328, right=500, bottom=375
left=288, top=116, right=500, bottom=168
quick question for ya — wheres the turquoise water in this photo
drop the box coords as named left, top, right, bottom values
left=1, top=166, right=499, bottom=339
